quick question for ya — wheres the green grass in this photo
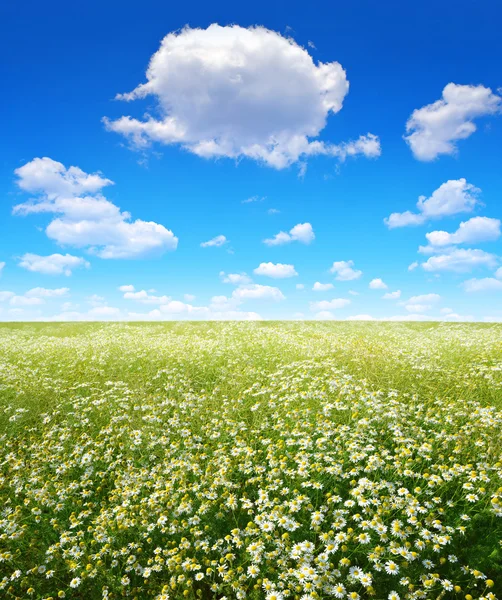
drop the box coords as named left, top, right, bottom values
left=0, top=322, right=501, bottom=599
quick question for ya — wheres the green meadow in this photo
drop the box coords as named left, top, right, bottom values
left=0, top=322, right=500, bottom=599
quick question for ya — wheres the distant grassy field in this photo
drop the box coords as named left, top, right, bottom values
left=0, top=322, right=501, bottom=599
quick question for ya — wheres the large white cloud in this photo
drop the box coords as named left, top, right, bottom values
left=384, top=179, right=481, bottom=228
left=264, top=222, right=315, bottom=246
left=103, top=24, right=380, bottom=169
left=404, top=83, right=502, bottom=161
left=253, top=262, right=297, bottom=278
left=14, top=158, right=178, bottom=259
left=425, top=216, right=500, bottom=247
left=18, top=252, right=89, bottom=276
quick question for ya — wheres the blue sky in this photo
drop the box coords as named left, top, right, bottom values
left=1, top=0, right=502, bottom=321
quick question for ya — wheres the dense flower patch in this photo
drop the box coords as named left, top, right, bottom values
left=0, top=323, right=500, bottom=599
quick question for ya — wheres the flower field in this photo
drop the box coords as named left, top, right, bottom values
left=0, top=322, right=501, bottom=600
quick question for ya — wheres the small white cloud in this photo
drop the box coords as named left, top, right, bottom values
left=408, top=261, right=419, bottom=271
left=264, top=222, right=314, bottom=246
left=232, top=284, right=285, bottom=302
left=241, top=195, right=265, bottom=204
left=220, top=271, right=252, bottom=285
left=10, top=295, right=44, bottom=306
left=88, top=306, right=122, bottom=318
left=14, top=158, right=178, bottom=259
left=310, top=298, right=351, bottom=311
left=330, top=260, right=362, bottom=281
left=421, top=248, right=497, bottom=272
left=348, top=290, right=359, bottom=296
left=462, top=277, right=502, bottom=292
left=404, top=83, right=502, bottom=161
left=296, top=283, right=305, bottom=290
left=408, top=293, right=441, bottom=304
left=313, top=282, right=334, bottom=291
left=384, top=179, right=481, bottom=228
left=201, top=235, right=228, bottom=248
left=267, top=208, right=280, bottom=215
left=369, top=278, right=387, bottom=290
left=426, top=216, right=500, bottom=247
left=123, top=290, right=171, bottom=304
left=18, top=253, right=90, bottom=276
left=253, top=262, right=297, bottom=278
left=26, top=287, right=69, bottom=298
left=405, top=303, right=431, bottom=313
left=0, top=262, right=5, bottom=275
left=382, top=290, right=401, bottom=300
left=119, top=284, right=135, bottom=292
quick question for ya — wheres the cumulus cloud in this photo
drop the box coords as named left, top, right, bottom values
left=404, top=83, right=502, bottom=161
left=118, top=284, right=135, bottom=292
left=401, top=293, right=441, bottom=314
left=421, top=248, right=498, bottom=272
left=329, top=260, right=362, bottom=281
left=18, top=252, right=90, bottom=276
left=369, top=278, right=387, bottom=289
left=253, top=262, right=297, bottom=278
left=118, top=284, right=270, bottom=320
left=200, top=235, right=228, bottom=248
left=122, top=290, right=171, bottom=305
left=310, top=298, right=351, bottom=311
left=313, top=282, right=334, bottom=291
left=14, top=158, right=178, bottom=259
left=263, top=222, right=315, bottom=246
left=25, top=287, right=69, bottom=298
left=220, top=271, right=252, bottom=285
left=103, top=24, right=380, bottom=169
left=10, top=296, right=44, bottom=307
left=384, top=179, right=481, bottom=228
left=404, top=303, right=432, bottom=313
left=462, top=277, right=502, bottom=292
left=425, top=216, right=500, bottom=247
left=408, top=293, right=441, bottom=304
left=232, top=284, right=285, bottom=302
left=383, top=290, right=401, bottom=299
